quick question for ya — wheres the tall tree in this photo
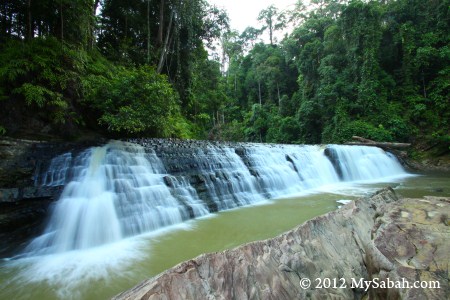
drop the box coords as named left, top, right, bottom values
left=257, top=5, right=285, bottom=45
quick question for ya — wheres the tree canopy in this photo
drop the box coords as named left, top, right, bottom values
left=0, top=0, right=448, bottom=153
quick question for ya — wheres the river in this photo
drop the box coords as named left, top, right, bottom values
left=0, top=141, right=448, bottom=299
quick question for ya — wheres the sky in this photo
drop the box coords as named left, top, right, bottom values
left=207, top=0, right=298, bottom=35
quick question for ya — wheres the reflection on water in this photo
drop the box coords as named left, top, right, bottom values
left=395, top=171, right=450, bottom=198
left=0, top=171, right=448, bottom=300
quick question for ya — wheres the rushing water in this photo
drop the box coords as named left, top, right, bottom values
left=0, top=140, right=448, bottom=299
left=22, top=141, right=407, bottom=257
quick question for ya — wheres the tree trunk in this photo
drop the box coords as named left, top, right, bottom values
left=8, top=8, right=13, bottom=37
left=89, top=0, right=100, bottom=50
left=258, top=80, right=262, bottom=105
left=157, top=0, right=165, bottom=46
left=165, top=31, right=174, bottom=74
left=124, top=14, right=127, bottom=39
left=346, top=136, right=411, bottom=150
left=60, top=0, right=64, bottom=41
left=269, top=19, right=273, bottom=45
left=27, top=0, right=32, bottom=40
left=277, top=82, right=281, bottom=105
left=157, top=10, right=174, bottom=74
left=147, top=0, right=151, bottom=63
left=421, top=71, right=427, bottom=98
left=1, top=2, right=8, bottom=37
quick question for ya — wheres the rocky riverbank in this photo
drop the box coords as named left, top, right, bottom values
left=403, top=155, right=450, bottom=172
left=113, top=188, right=450, bottom=300
left=385, top=147, right=450, bottom=173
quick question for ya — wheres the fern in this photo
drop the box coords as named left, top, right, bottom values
left=14, top=83, right=51, bottom=107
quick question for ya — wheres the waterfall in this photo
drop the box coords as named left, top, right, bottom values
left=241, top=145, right=340, bottom=197
left=24, top=141, right=205, bottom=256
left=25, top=140, right=408, bottom=256
left=325, top=145, right=405, bottom=181
left=191, top=147, right=265, bottom=210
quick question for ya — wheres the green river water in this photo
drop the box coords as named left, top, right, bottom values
left=0, top=172, right=449, bottom=300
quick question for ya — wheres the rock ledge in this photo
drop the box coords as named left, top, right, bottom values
left=113, top=188, right=449, bottom=300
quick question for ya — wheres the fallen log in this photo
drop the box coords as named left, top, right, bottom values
left=345, top=136, right=411, bottom=150
left=352, top=136, right=377, bottom=143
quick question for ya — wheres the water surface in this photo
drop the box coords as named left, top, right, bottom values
left=1, top=171, right=448, bottom=300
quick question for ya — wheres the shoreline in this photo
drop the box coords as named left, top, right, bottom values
left=113, top=188, right=449, bottom=300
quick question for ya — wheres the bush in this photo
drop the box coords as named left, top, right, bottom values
left=387, top=117, right=411, bottom=142
left=0, top=38, right=74, bottom=125
left=82, top=66, right=187, bottom=137
left=340, top=120, right=394, bottom=142
left=218, top=120, right=246, bottom=142
left=266, top=116, right=301, bottom=143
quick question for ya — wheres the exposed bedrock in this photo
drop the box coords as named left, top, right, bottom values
left=113, top=188, right=450, bottom=300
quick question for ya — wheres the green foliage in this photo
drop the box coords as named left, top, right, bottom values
left=0, top=38, right=75, bottom=125
left=218, top=120, right=246, bottom=142
left=297, top=99, right=322, bottom=144
left=257, top=5, right=286, bottom=45
left=341, top=121, right=394, bottom=143
left=266, top=116, right=301, bottom=144
left=82, top=66, right=186, bottom=136
left=212, top=0, right=449, bottom=147
left=0, top=0, right=448, bottom=150
left=0, top=0, right=95, bottom=46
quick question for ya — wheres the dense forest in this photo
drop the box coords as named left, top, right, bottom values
left=0, top=0, right=448, bottom=153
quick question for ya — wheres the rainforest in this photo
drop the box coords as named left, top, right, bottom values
left=0, top=1, right=450, bottom=299
left=0, top=0, right=448, bottom=154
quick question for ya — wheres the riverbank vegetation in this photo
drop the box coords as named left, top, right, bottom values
left=0, top=0, right=448, bottom=154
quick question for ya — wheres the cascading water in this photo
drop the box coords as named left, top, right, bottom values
left=241, top=145, right=340, bottom=197
left=325, top=145, right=406, bottom=181
left=191, top=146, right=265, bottom=210
left=23, top=141, right=207, bottom=256
left=24, top=140, right=408, bottom=256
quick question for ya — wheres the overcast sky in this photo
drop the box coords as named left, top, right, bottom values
left=207, top=0, right=298, bottom=34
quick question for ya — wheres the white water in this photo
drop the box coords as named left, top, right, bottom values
left=23, top=141, right=204, bottom=256
left=1, top=140, right=414, bottom=299
left=327, top=145, right=406, bottom=181
left=243, top=145, right=340, bottom=197
left=21, top=141, right=408, bottom=257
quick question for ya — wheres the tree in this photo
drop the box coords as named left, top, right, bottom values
left=257, top=5, right=286, bottom=45
left=82, top=66, right=186, bottom=136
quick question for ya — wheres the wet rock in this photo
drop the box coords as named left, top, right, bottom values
left=0, top=137, right=99, bottom=257
left=285, top=154, right=298, bottom=173
left=0, top=188, right=19, bottom=202
left=112, top=188, right=387, bottom=299
left=370, top=196, right=450, bottom=299
left=324, top=147, right=343, bottom=179
left=113, top=188, right=450, bottom=300
left=0, top=198, right=55, bottom=256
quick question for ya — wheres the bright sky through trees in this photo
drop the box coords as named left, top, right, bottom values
left=207, top=0, right=297, bottom=37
